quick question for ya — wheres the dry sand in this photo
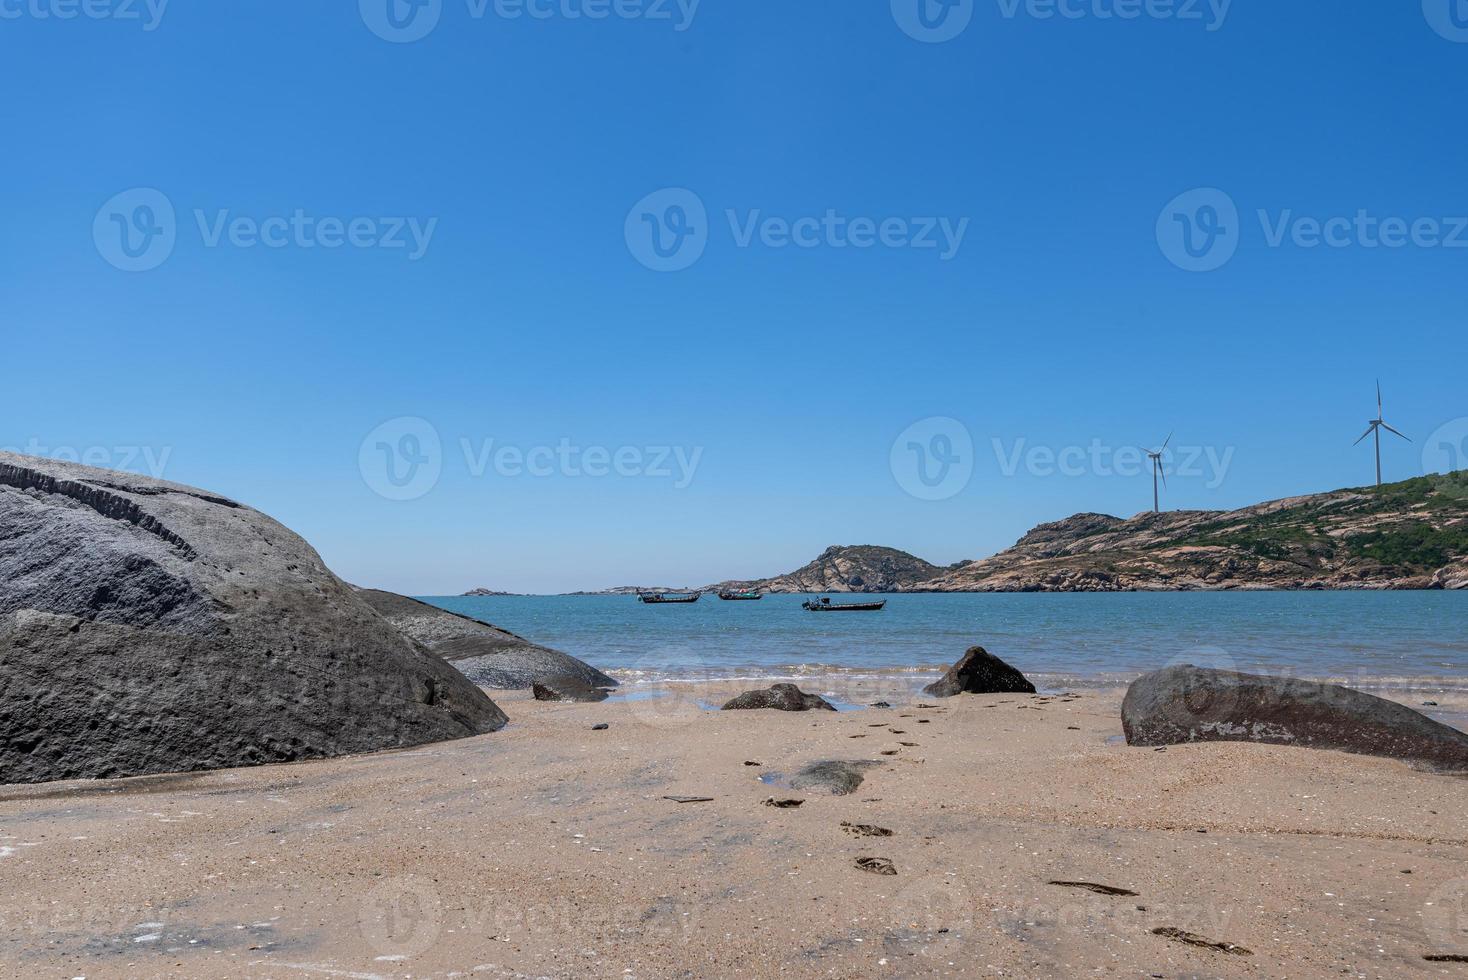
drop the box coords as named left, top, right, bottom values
left=3, top=683, right=1467, bottom=979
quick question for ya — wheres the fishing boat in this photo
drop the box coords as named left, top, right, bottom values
left=801, top=596, right=887, bottom=612
left=638, top=592, right=701, bottom=604
left=718, top=590, right=763, bottom=601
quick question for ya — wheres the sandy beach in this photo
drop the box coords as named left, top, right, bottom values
left=4, top=684, right=1467, bottom=979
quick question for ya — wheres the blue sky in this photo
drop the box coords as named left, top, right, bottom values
left=2, top=1, right=1465, bottom=594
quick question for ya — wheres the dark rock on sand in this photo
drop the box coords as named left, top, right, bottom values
left=1151, top=927, right=1252, bottom=956
left=721, top=683, right=836, bottom=712
left=923, top=646, right=1036, bottom=698
left=591, top=723, right=609, bottom=731
left=533, top=679, right=610, bottom=703
left=1048, top=880, right=1138, bottom=897
left=789, top=760, right=879, bottom=796
left=356, top=589, right=618, bottom=691
left=855, top=856, right=897, bottom=876
left=762, top=797, right=803, bottom=808
left=0, top=452, right=506, bottom=786
left=841, top=822, right=893, bottom=837
left=1122, top=665, right=1468, bottom=771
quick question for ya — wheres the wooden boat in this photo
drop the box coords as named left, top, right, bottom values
left=802, top=597, right=887, bottom=612
left=718, top=590, right=763, bottom=601
left=638, top=592, right=700, bottom=604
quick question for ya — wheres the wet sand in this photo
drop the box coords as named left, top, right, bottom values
left=3, top=685, right=1467, bottom=979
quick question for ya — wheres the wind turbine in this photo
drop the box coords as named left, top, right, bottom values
left=1353, top=382, right=1410, bottom=486
left=1147, top=433, right=1171, bottom=513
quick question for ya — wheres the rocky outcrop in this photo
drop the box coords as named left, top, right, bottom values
left=0, top=452, right=506, bottom=786
left=1122, top=665, right=1468, bottom=771
left=722, top=683, right=837, bottom=712
left=708, top=545, right=946, bottom=595
left=355, top=590, right=618, bottom=691
left=923, top=646, right=1036, bottom=697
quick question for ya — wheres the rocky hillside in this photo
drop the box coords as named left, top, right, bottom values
left=713, top=473, right=1468, bottom=593
left=707, top=545, right=950, bottom=594
left=936, top=473, right=1468, bottom=592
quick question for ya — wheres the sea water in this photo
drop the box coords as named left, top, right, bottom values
left=425, top=591, right=1468, bottom=695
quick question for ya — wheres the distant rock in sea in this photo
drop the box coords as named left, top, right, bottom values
left=461, top=588, right=519, bottom=597
left=0, top=452, right=507, bottom=786
left=356, top=589, right=618, bottom=691
left=923, top=646, right=1037, bottom=698
left=1122, top=665, right=1468, bottom=771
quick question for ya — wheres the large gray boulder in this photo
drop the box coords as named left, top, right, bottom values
left=1122, top=665, right=1468, bottom=771
left=923, top=646, right=1036, bottom=698
left=0, top=453, right=507, bottom=785
left=354, top=590, right=618, bottom=690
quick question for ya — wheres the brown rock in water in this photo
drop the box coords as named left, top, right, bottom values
left=721, top=683, right=836, bottom=712
left=0, top=452, right=506, bottom=786
left=923, top=646, right=1036, bottom=698
left=1122, top=665, right=1468, bottom=771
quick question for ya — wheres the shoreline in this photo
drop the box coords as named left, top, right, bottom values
left=4, top=686, right=1466, bottom=978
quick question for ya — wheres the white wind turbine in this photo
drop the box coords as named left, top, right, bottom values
left=1147, top=432, right=1172, bottom=513
left=1354, top=382, right=1410, bottom=486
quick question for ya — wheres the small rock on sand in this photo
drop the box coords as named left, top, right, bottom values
left=855, top=856, right=897, bottom=876
left=722, top=684, right=837, bottom=712
left=789, top=760, right=879, bottom=796
left=533, top=679, right=611, bottom=703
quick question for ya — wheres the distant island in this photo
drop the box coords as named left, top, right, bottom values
left=706, top=473, right=1468, bottom=593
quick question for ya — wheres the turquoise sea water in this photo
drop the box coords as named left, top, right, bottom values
left=425, top=592, right=1468, bottom=694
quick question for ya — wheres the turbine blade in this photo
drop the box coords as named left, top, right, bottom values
left=1353, top=424, right=1375, bottom=445
left=1161, top=431, right=1173, bottom=452
left=1381, top=422, right=1411, bottom=441
left=1377, top=380, right=1383, bottom=418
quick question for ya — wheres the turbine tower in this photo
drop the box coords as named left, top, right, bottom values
left=1147, top=433, right=1171, bottom=513
left=1353, top=382, right=1410, bottom=486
